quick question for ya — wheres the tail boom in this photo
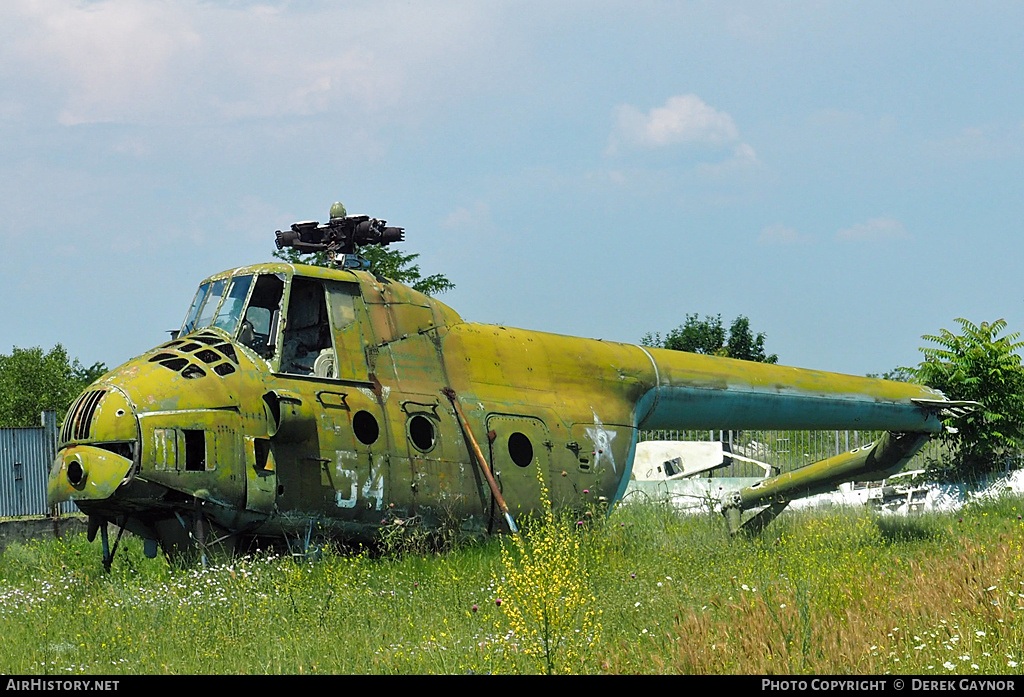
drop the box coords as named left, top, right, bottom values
left=634, top=346, right=947, bottom=434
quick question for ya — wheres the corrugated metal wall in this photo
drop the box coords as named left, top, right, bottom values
left=0, top=412, right=76, bottom=517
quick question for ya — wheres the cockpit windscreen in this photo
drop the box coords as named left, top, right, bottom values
left=181, top=278, right=227, bottom=335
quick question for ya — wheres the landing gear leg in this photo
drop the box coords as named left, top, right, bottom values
left=100, top=523, right=109, bottom=569
left=195, top=510, right=208, bottom=567
left=100, top=516, right=129, bottom=572
left=724, top=499, right=789, bottom=537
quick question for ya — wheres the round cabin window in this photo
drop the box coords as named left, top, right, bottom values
left=353, top=410, right=379, bottom=445
left=408, top=414, right=436, bottom=453
left=508, top=432, right=534, bottom=467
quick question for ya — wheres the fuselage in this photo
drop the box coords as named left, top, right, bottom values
left=47, top=262, right=949, bottom=556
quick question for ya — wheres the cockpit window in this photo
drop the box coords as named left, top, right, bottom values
left=181, top=278, right=229, bottom=335
left=281, top=277, right=333, bottom=376
left=326, top=282, right=358, bottom=330
left=193, top=278, right=228, bottom=331
left=238, top=274, right=284, bottom=360
left=181, top=282, right=212, bottom=335
left=213, top=275, right=254, bottom=335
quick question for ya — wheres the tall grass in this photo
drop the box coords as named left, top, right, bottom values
left=1, top=496, right=1022, bottom=674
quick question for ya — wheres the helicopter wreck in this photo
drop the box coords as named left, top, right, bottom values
left=48, top=205, right=969, bottom=565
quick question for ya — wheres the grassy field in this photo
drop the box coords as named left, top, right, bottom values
left=1, top=495, right=1022, bottom=675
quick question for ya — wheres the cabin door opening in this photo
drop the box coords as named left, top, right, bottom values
left=279, top=277, right=372, bottom=382
left=271, top=276, right=383, bottom=518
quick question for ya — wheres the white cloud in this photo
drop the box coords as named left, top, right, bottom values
left=0, top=1, right=497, bottom=127
left=608, top=94, right=740, bottom=153
left=698, top=142, right=762, bottom=176
left=836, top=217, right=910, bottom=243
left=113, top=136, right=152, bottom=158
left=926, top=122, right=1024, bottom=161
left=2, top=0, right=201, bottom=126
left=758, top=223, right=808, bottom=245
left=442, top=202, right=493, bottom=232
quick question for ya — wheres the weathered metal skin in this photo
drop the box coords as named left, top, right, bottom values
left=48, top=261, right=953, bottom=558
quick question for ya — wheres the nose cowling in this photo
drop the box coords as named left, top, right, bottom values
left=48, top=331, right=269, bottom=561
left=48, top=387, right=138, bottom=506
left=48, top=445, right=135, bottom=505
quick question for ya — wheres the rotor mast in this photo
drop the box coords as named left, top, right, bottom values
left=274, top=201, right=405, bottom=271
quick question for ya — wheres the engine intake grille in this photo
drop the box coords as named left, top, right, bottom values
left=61, top=389, right=108, bottom=444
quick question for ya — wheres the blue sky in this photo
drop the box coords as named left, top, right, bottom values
left=2, top=1, right=1022, bottom=378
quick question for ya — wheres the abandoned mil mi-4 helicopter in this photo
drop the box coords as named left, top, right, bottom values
left=48, top=203, right=970, bottom=566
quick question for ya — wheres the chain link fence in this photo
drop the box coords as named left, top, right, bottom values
left=638, top=428, right=955, bottom=480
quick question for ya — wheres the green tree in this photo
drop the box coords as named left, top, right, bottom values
left=866, top=367, right=915, bottom=382
left=906, top=318, right=1024, bottom=479
left=725, top=315, right=779, bottom=363
left=642, top=314, right=778, bottom=363
left=272, top=245, right=455, bottom=296
left=0, top=345, right=107, bottom=427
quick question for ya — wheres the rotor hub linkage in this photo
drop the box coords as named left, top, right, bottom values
left=275, top=213, right=404, bottom=264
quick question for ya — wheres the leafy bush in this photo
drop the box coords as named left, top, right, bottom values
left=908, top=319, right=1024, bottom=479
